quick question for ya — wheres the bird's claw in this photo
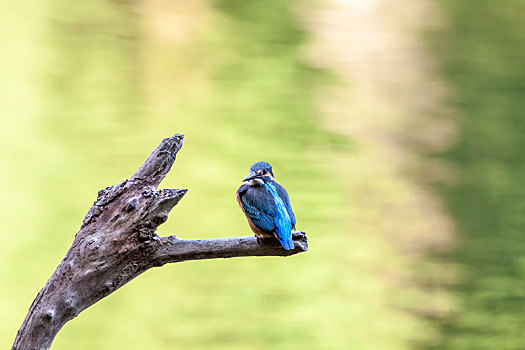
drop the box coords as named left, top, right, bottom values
left=256, top=236, right=280, bottom=246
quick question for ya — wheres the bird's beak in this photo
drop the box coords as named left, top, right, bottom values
left=243, top=171, right=259, bottom=182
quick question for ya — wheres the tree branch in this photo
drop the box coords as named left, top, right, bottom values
left=12, top=134, right=308, bottom=350
left=154, top=232, right=308, bottom=265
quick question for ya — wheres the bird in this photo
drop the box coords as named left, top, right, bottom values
left=236, top=161, right=296, bottom=250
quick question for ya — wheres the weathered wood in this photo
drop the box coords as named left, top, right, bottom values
left=12, top=134, right=307, bottom=350
left=155, top=231, right=308, bottom=265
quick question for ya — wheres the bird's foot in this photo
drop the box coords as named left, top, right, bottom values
left=256, top=236, right=280, bottom=246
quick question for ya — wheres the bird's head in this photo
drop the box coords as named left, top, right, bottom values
left=243, top=161, right=275, bottom=186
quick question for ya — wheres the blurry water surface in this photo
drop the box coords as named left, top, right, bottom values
left=2, top=1, right=525, bottom=349
left=426, top=1, right=525, bottom=349
left=0, top=1, right=356, bottom=349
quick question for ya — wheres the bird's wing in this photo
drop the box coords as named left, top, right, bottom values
left=274, top=182, right=296, bottom=228
left=237, top=185, right=276, bottom=232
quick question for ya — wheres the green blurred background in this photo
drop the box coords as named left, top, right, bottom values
left=2, top=0, right=525, bottom=349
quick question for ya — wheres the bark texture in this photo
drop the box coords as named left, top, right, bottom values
left=12, top=134, right=308, bottom=350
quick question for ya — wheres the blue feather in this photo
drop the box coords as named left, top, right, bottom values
left=264, top=183, right=294, bottom=250
left=238, top=185, right=275, bottom=233
left=274, top=183, right=296, bottom=228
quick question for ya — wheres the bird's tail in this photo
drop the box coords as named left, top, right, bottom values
left=280, top=238, right=295, bottom=250
left=275, top=229, right=294, bottom=250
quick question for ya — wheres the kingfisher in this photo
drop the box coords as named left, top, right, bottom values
left=236, top=161, right=296, bottom=250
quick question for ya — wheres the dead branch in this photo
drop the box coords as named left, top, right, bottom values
left=12, top=134, right=308, bottom=350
